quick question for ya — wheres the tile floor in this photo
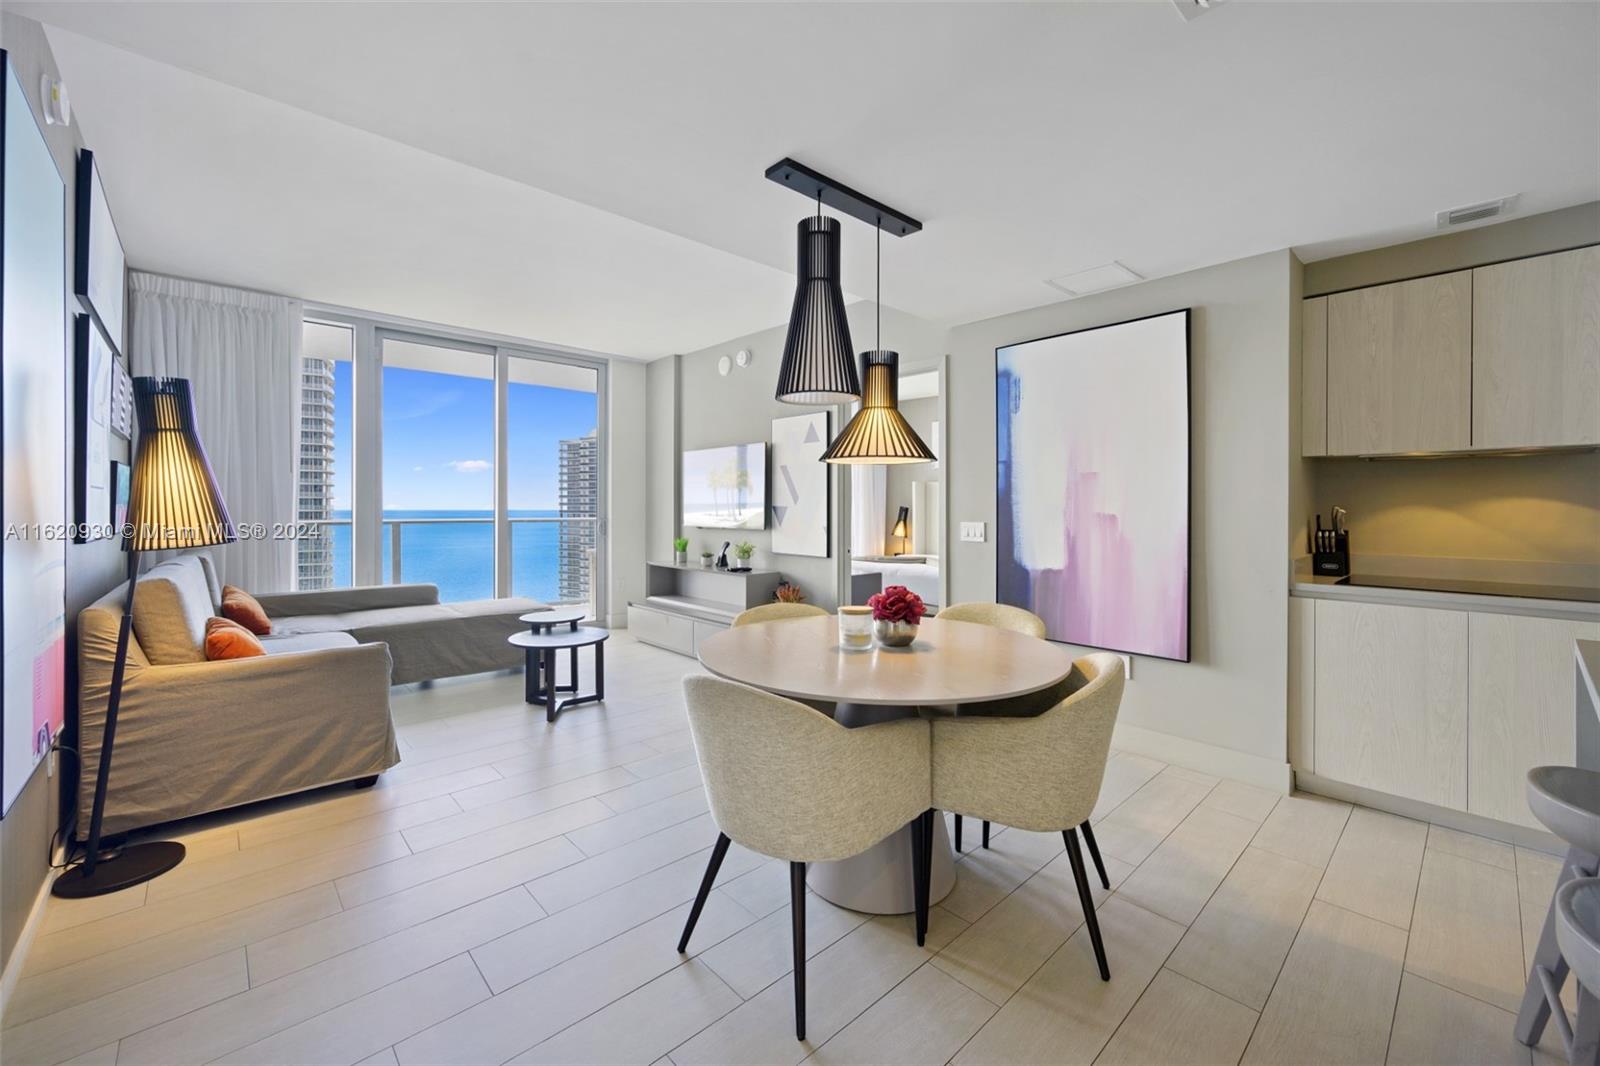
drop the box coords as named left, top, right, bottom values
left=0, top=633, right=1572, bottom=1065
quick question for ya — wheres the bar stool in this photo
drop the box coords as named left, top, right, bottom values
left=1516, top=766, right=1600, bottom=1060
left=1551, top=878, right=1600, bottom=1065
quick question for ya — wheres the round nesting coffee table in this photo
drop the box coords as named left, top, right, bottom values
left=521, top=608, right=590, bottom=701
left=508, top=626, right=608, bottom=722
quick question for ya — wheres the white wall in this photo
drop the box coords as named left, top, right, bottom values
left=605, top=359, right=647, bottom=626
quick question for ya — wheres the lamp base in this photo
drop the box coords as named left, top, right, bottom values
left=51, top=840, right=186, bottom=898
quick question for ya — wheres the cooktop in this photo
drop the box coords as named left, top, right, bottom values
left=1338, top=573, right=1600, bottom=604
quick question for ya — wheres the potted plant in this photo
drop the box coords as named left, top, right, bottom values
left=673, top=537, right=689, bottom=565
left=700, top=549, right=715, bottom=569
left=731, top=541, right=755, bottom=571
left=868, top=584, right=926, bottom=648
left=775, top=582, right=805, bottom=603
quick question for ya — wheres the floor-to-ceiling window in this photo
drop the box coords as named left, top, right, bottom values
left=295, top=314, right=606, bottom=607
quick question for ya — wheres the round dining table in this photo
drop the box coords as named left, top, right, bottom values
left=696, top=614, right=1077, bottom=915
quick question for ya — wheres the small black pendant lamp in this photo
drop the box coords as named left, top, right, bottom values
left=821, top=222, right=936, bottom=465
left=774, top=193, right=860, bottom=405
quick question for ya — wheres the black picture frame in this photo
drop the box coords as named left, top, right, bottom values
left=74, top=147, right=126, bottom=351
left=73, top=315, right=115, bottom=542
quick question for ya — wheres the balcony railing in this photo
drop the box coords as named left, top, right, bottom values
left=294, top=516, right=599, bottom=609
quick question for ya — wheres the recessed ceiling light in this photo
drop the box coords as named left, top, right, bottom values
left=1044, top=262, right=1144, bottom=298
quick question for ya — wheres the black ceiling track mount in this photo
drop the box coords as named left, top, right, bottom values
left=764, top=158, right=922, bottom=237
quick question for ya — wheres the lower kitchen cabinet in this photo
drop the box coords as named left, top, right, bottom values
left=1468, top=612, right=1600, bottom=828
left=1312, top=598, right=1469, bottom=809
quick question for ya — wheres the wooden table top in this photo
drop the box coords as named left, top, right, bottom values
left=696, top=615, right=1075, bottom=707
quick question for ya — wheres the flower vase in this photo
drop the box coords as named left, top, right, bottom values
left=873, top=619, right=918, bottom=648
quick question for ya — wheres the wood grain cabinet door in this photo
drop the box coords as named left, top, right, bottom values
left=1302, top=297, right=1328, bottom=457
left=1313, top=599, right=1468, bottom=808
left=1468, top=612, right=1600, bottom=828
left=1327, top=271, right=1472, bottom=455
left=1472, top=246, right=1600, bottom=449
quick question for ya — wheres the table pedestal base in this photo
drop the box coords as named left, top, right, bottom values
left=807, top=816, right=956, bottom=915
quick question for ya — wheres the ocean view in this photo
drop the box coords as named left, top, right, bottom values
left=329, top=510, right=580, bottom=604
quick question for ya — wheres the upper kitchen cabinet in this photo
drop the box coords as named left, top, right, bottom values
left=1472, top=245, right=1600, bottom=449
left=1326, top=270, right=1472, bottom=456
left=1302, top=296, right=1328, bottom=457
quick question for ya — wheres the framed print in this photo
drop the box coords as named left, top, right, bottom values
left=770, top=411, right=830, bottom=557
left=74, top=147, right=126, bottom=350
left=73, top=315, right=113, bottom=542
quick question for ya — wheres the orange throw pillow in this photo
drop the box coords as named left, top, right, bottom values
left=220, top=585, right=272, bottom=635
left=205, top=616, right=265, bottom=660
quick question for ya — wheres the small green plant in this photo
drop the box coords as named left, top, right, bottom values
left=733, top=540, right=755, bottom=560
left=672, top=537, right=689, bottom=553
left=700, top=548, right=715, bottom=558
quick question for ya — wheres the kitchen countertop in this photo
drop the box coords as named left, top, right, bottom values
left=1581, top=640, right=1600, bottom=719
left=1292, top=567, right=1600, bottom=622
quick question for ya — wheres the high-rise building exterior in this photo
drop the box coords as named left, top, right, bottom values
left=557, top=430, right=598, bottom=603
left=296, top=356, right=336, bottom=590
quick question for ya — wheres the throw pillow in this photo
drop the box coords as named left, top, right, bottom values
left=205, top=616, right=266, bottom=659
left=221, top=585, right=272, bottom=635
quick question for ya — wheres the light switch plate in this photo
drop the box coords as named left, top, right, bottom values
left=960, top=521, right=986, bottom=543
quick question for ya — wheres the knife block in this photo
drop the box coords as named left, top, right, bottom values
left=1313, top=532, right=1350, bottom=577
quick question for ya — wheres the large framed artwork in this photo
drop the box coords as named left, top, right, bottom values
left=74, top=147, right=126, bottom=350
left=74, top=315, right=114, bottom=542
left=995, top=309, right=1190, bottom=662
left=2, top=53, right=69, bottom=815
left=769, top=411, right=830, bottom=557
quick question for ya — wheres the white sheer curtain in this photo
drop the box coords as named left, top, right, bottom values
left=851, top=464, right=887, bottom=557
left=128, top=272, right=301, bottom=591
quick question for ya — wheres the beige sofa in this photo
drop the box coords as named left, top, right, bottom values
left=78, top=554, right=399, bottom=839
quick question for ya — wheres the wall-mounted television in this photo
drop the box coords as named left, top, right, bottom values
left=682, top=443, right=767, bottom=530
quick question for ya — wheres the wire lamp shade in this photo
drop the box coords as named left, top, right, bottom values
left=775, top=216, right=860, bottom=405
left=821, top=351, right=936, bottom=465
left=124, top=377, right=236, bottom=551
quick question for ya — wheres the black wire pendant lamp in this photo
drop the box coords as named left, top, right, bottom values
left=821, top=222, right=936, bottom=465
left=774, top=192, right=859, bottom=405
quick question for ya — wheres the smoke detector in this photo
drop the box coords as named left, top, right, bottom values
left=1171, top=0, right=1227, bottom=22
left=1045, top=262, right=1144, bottom=298
left=1436, top=195, right=1518, bottom=230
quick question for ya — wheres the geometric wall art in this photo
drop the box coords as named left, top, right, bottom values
left=770, top=411, right=830, bottom=557
left=996, top=309, right=1190, bottom=661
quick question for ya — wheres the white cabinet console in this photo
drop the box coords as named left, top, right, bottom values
left=627, top=562, right=783, bottom=657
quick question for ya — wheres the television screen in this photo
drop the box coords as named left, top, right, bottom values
left=682, top=443, right=767, bottom=530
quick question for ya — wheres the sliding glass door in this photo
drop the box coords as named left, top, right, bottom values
left=298, top=313, right=606, bottom=610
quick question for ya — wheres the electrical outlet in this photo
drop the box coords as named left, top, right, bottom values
left=959, top=521, right=987, bottom=543
left=1119, top=654, right=1133, bottom=680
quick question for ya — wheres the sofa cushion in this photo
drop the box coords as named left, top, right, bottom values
left=221, top=586, right=274, bottom=635
left=258, top=631, right=360, bottom=655
left=205, top=617, right=265, bottom=660
left=131, top=556, right=215, bottom=664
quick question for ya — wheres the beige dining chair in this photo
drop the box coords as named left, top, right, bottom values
left=929, top=651, right=1126, bottom=979
left=733, top=602, right=828, bottom=627
left=935, top=601, right=1047, bottom=851
left=676, top=674, right=933, bottom=1041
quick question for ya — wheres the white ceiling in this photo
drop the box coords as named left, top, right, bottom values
left=21, top=1, right=1599, bottom=360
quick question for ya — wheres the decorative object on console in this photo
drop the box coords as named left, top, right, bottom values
left=775, top=582, right=806, bottom=604
left=731, top=541, right=756, bottom=572
left=74, top=148, right=126, bottom=348
left=821, top=223, right=935, bottom=465
left=73, top=315, right=114, bottom=542
left=2, top=52, right=68, bottom=817
left=770, top=411, right=830, bottom=557
left=54, top=376, right=236, bottom=898
left=891, top=506, right=910, bottom=555
left=997, top=309, right=1191, bottom=662
left=700, top=549, right=715, bottom=568
left=682, top=443, right=767, bottom=530
left=716, top=541, right=731, bottom=569
left=869, top=584, right=926, bottom=648
left=673, top=537, right=689, bottom=565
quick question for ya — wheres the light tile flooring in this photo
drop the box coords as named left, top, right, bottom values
left=1, top=633, right=1573, bottom=1065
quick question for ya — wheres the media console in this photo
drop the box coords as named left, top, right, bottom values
left=626, top=561, right=783, bottom=657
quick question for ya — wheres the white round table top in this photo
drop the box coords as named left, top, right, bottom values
left=696, top=614, right=1076, bottom=707
left=520, top=607, right=588, bottom=628
left=507, top=626, right=609, bottom=650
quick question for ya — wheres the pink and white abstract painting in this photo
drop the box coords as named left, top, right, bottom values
left=996, top=309, right=1189, bottom=661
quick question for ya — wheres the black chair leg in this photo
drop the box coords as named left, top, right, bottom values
left=909, top=812, right=928, bottom=946
left=1080, top=821, right=1111, bottom=890
left=791, top=861, right=807, bottom=1041
left=1064, top=828, right=1110, bottom=980
left=677, top=833, right=730, bottom=953
left=954, top=814, right=963, bottom=853
left=982, top=820, right=991, bottom=849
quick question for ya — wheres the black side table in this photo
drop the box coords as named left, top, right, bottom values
left=520, top=608, right=588, bottom=700
left=508, top=626, right=609, bottom=722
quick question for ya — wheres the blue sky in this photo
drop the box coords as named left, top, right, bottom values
left=330, top=361, right=597, bottom=512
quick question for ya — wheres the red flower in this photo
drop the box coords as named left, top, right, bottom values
left=868, top=585, right=926, bottom=625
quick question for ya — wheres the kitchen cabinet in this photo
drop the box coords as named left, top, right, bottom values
left=1468, top=612, right=1600, bottom=827
left=1312, top=598, right=1468, bottom=808
left=1301, top=296, right=1328, bottom=457
left=1326, top=270, right=1472, bottom=456
left=1472, top=246, right=1600, bottom=449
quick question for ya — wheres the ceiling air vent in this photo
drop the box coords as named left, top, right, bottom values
left=1171, top=0, right=1227, bottom=22
left=1436, top=195, right=1518, bottom=230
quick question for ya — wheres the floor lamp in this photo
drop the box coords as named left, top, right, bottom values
left=53, top=377, right=235, bottom=898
